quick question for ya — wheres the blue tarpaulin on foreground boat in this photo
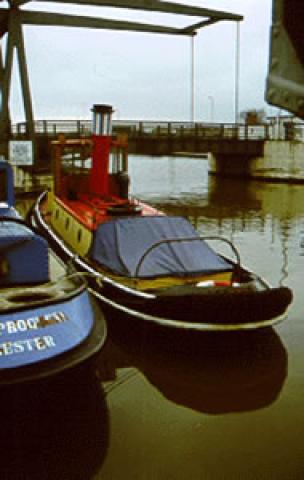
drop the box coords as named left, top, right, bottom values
left=0, top=221, right=49, bottom=285
left=90, top=216, right=233, bottom=278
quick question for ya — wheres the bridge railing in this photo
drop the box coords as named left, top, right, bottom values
left=11, top=120, right=304, bottom=141
left=12, top=120, right=92, bottom=136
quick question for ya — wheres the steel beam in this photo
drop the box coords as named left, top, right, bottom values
left=21, top=10, right=196, bottom=35
left=0, top=14, right=15, bottom=156
left=14, top=18, right=35, bottom=142
left=0, top=11, right=35, bottom=159
left=15, top=0, right=243, bottom=22
left=0, top=11, right=8, bottom=37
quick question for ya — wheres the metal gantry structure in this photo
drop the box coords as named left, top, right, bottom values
left=0, top=0, right=243, bottom=162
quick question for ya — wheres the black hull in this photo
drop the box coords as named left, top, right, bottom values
left=31, top=193, right=293, bottom=332
left=94, top=281, right=292, bottom=330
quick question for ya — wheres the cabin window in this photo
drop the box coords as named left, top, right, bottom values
left=55, top=209, right=59, bottom=219
left=65, top=218, right=70, bottom=229
left=77, top=230, right=82, bottom=243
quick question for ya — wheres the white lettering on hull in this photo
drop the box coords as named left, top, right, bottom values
left=0, top=312, right=69, bottom=336
left=0, top=311, right=70, bottom=359
left=0, top=335, right=56, bottom=356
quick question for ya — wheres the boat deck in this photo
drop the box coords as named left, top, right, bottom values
left=56, top=194, right=160, bottom=231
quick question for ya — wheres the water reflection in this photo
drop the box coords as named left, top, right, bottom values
left=97, top=317, right=287, bottom=415
left=11, top=156, right=304, bottom=477
left=133, top=165, right=304, bottom=286
left=0, top=365, right=109, bottom=480
left=142, top=175, right=304, bottom=229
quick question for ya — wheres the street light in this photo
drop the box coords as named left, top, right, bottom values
left=208, top=96, right=215, bottom=123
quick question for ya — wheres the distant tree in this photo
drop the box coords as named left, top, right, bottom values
left=240, top=108, right=266, bottom=124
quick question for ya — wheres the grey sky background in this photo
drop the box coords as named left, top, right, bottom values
left=10, top=0, right=274, bottom=123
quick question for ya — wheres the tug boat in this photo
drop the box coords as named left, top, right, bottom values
left=0, top=160, right=107, bottom=384
left=31, top=105, right=293, bottom=331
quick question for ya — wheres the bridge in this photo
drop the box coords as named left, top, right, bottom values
left=10, top=117, right=304, bottom=191
left=11, top=119, right=283, bottom=168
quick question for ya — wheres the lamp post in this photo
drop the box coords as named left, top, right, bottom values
left=208, top=96, right=215, bottom=123
left=190, top=35, right=195, bottom=123
left=235, top=21, right=240, bottom=124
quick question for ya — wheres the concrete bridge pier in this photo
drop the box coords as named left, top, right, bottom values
left=208, top=153, right=254, bottom=178
left=209, top=140, right=304, bottom=183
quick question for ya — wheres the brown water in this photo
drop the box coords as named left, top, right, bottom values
left=7, top=155, right=304, bottom=479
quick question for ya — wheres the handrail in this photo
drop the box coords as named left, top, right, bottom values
left=134, top=235, right=241, bottom=278
left=12, top=119, right=297, bottom=141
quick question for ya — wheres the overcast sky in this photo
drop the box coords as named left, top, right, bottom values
left=9, top=0, right=274, bottom=123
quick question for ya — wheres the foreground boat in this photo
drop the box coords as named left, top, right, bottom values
left=31, top=105, right=293, bottom=331
left=0, top=160, right=107, bottom=384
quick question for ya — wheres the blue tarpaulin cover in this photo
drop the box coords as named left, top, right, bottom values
left=0, top=221, right=49, bottom=285
left=90, top=216, right=233, bottom=278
